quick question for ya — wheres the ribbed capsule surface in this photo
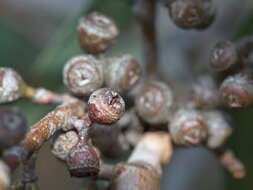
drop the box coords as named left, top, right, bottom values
left=104, top=54, right=142, bottom=92
left=135, top=81, right=174, bottom=125
left=63, top=55, right=104, bottom=95
left=169, top=108, right=208, bottom=146
left=88, top=88, right=125, bottom=124
left=0, top=67, right=24, bottom=103
left=78, top=12, right=118, bottom=54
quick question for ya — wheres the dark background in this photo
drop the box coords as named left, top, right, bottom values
left=0, top=0, right=253, bottom=189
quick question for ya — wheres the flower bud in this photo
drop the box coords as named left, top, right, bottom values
left=78, top=12, right=118, bottom=54
left=220, top=74, right=253, bottom=108
left=0, top=67, right=25, bottom=103
left=63, top=55, right=103, bottom=95
left=0, top=107, right=27, bottom=149
left=169, top=108, right=208, bottom=146
left=104, top=54, right=142, bottom=92
left=51, top=131, right=79, bottom=161
left=88, top=88, right=125, bottom=124
left=204, top=111, right=232, bottom=149
left=135, top=81, right=174, bottom=125
left=209, top=41, right=238, bottom=71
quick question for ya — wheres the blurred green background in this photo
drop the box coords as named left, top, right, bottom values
left=0, top=0, right=253, bottom=189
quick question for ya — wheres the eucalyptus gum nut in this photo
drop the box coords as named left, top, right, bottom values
left=167, top=0, right=205, bottom=29
left=63, top=55, right=104, bottom=95
left=104, top=54, right=142, bottom=93
left=88, top=88, right=125, bottom=124
left=220, top=74, right=253, bottom=108
left=66, top=140, right=100, bottom=177
left=135, top=81, right=174, bottom=125
left=169, top=108, right=208, bottom=146
left=209, top=41, right=238, bottom=71
left=0, top=107, right=27, bottom=149
left=78, top=12, right=118, bottom=54
left=51, top=131, right=79, bottom=161
left=204, top=111, right=232, bottom=149
left=0, top=67, right=25, bottom=103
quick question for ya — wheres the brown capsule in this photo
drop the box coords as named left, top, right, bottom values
left=63, top=55, right=104, bottom=95
left=78, top=12, right=119, bottom=54
left=209, top=41, right=238, bottom=71
left=220, top=74, right=253, bottom=108
left=51, top=131, right=79, bottom=161
left=0, top=107, right=27, bottom=149
left=66, top=139, right=100, bottom=177
left=135, top=81, right=174, bottom=125
left=169, top=108, right=208, bottom=146
left=104, top=54, right=142, bottom=93
left=166, top=0, right=205, bottom=29
left=195, top=0, right=216, bottom=30
left=189, top=75, right=219, bottom=109
left=0, top=67, right=25, bottom=103
left=108, top=162, right=160, bottom=190
left=203, top=111, right=232, bottom=149
left=88, top=88, right=125, bottom=124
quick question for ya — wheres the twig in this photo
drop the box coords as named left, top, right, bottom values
left=133, top=0, right=157, bottom=77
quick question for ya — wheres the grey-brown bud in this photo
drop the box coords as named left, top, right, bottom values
left=51, top=131, right=79, bottom=161
left=63, top=55, right=104, bottom=95
left=104, top=54, right=142, bottom=92
left=135, top=81, right=174, bottom=125
left=166, top=0, right=215, bottom=29
left=220, top=74, right=253, bottom=108
left=204, top=111, right=232, bottom=149
left=0, top=67, right=25, bottom=103
left=78, top=12, right=118, bottom=54
left=88, top=88, right=125, bottom=124
left=0, top=107, right=27, bottom=149
left=209, top=41, right=238, bottom=71
left=169, top=108, right=208, bottom=146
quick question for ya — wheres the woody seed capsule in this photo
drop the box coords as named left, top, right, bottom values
left=63, top=55, right=104, bottom=95
left=209, top=41, right=238, bottom=71
left=104, top=54, right=142, bottom=92
left=88, top=88, right=125, bottom=124
left=78, top=12, right=118, bottom=54
left=0, top=107, right=27, bottom=149
left=169, top=108, right=208, bottom=146
left=220, top=74, right=253, bottom=108
left=51, top=131, right=79, bottom=161
left=135, top=81, right=174, bottom=125
left=66, top=139, right=100, bottom=177
left=166, top=0, right=205, bottom=29
left=0, top=67, right=25, bottom=103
